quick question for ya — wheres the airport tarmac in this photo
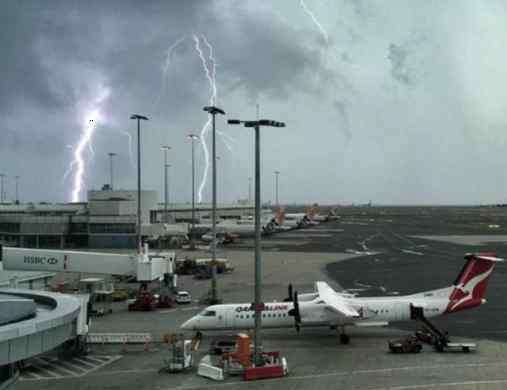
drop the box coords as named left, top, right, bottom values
left=14, top=206, right=507, bottom=389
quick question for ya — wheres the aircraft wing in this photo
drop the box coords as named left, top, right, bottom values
left=315, top=281, right=360, bottom=318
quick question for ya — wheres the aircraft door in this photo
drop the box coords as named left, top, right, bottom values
left=393, top=303, right=411, bottom=321
left=217, top=310, right=228, bottom=329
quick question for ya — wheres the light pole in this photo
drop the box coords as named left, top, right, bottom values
left=228, top=117, right=285, bottom=364
left=130, top=114, right=149, bottom=253
left=203, top=105, right=226, bottom=304
left=248, top=177, right=252, bottom=205
left=188, top=133, right=199, bottom=246
left=161, top=146, right=171, bottom=223
left=274, top=171, right=280, bottom=209
left=0, top=174, right=5, bottom=203
left=15, top=176, right=19, bottom=204
left=108, top=153, right=117, bottom=190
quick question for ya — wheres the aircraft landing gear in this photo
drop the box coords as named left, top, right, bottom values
left=338, top=326, right=350, bottom=344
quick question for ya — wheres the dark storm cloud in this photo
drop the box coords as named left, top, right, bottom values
left=3, top=0, right=507, bottom=204
left=0, top=2, right=64, bottom=111
left=387, top=43, right=411, bottom=86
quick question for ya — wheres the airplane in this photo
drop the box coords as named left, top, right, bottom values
left=197, top=212, right=285, bottom=239
left=201, top=230, right=240, bottom=245
left=274, top=208, right=318, bottom=229
left=181, top=253, right=502, bottom=344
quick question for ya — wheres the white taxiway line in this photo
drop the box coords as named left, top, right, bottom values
left=181, top=306, right=201, bottom=311
left=372, top=379, right=507, bottom=390
left=169, top=362, right=507, bottom=389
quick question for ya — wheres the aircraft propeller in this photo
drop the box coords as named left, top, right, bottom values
left=288, top=290, right=301, bottom=333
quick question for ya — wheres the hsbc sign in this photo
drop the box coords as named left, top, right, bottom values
left=23, top=256, right=58, bottom=265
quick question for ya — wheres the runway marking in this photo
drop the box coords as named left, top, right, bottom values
left=73, top=357, right=97, bottom=368
left=401, top=249, right=424, bottom=256
left=170, top=362, right=507, bottom=389
left=159, top=309, right=177, bottom=313
left=181, top=306, right=201, bottom=311
left=372, top=378, right=507, bottom=389
left=391, top=231, right=416, bottom=246
left=19, top=355, right=122, bottom=381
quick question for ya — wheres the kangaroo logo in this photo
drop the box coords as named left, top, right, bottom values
left=447, top=267, right=493, bottom=312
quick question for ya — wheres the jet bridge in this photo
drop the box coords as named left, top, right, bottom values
left=0, top=244, right=175, bottom=282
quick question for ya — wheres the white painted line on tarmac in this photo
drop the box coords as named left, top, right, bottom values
left=181, top=306, right=201, bottom=311
left=401, top=249, right=424, bottom=256
left=20, top=371, right=42, bottom=380
left=84, top=355, right=122, bottom=376
left=372, top=378, right=507, bottom=390
left=170, top=361, right=507, bottom=389
left=159, top=309, right=177, bottom=314
left=48, top=362, right=77, bottom=376
left=58, top=360, right=88, bottom=373
left=73, top=357, right=97, bottom=368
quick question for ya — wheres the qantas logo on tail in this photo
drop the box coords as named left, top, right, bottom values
left=445, top=253, right=502, bottom=313
left=275, top=209, right=285, bottom=225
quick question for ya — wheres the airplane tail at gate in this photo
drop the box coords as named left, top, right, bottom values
left=445, top=253, right=502, bottom=314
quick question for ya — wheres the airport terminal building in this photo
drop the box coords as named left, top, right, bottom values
left=0, top=190, right=253, bottom=249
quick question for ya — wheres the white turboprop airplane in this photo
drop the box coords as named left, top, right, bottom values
left=181, top=253, right=502, bottom=343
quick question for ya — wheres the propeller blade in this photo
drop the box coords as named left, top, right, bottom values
left=294, top=290, right=301, bottom=326
left=283, top=284, right=293, bottom=302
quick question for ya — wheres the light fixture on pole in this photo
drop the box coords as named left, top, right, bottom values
left=161, top=146, right=171, bottom=224
left=187, top=133, right=199, bottom=248
left=228, top=117, right=285, bottom=365
left=203, top=105, right=226, bottom=304
left=130, top=114, right=149, bottom=253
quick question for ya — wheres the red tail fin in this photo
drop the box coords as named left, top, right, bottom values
left=445, top=253, right=502, bottom=313
left=275, top=209, right=285, bottom=225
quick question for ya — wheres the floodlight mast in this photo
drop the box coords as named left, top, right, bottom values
left=227, top=117, right=286, bottom=365
left=203, top=106, right=226, bottom=304
left=187, top=133, right=199, bottom=248
left=161, top=146, right=171, bottom=223
left=130, top=114, right=149, bottom=254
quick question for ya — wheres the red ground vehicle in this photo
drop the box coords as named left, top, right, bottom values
left=388, top=335, right=423, bottom=353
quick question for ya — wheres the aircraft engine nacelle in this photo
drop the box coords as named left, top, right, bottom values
left=297, top=292, right=319, bottom=302
left=299, top=302, right=335, bottom=325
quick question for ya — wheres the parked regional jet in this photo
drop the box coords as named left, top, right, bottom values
left=181, top=253, right=501, bottom=343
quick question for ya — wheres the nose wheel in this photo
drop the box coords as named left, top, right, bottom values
left=338, top=326, right=350, bottom=344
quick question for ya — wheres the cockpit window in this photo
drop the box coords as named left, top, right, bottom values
left=201, top=310, right=216, bottom=317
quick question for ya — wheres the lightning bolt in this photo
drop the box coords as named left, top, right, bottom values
left=193, top=34, right=217, bottom=204
left=155, top=35, right=187, bottom=109
left=67, top=86, right=111, bottom=202
left=116, top=129, right=136, bottom=170
left=300, top=0, right=329, bottom=45
left=157, top=34, right=233, bottom=202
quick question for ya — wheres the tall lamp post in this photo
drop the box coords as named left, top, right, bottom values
left=108, top=153, right=117, bottom=190
left=248, top=177, right=252, bottom=205
left=203, top=105, right=225, bottom=304
left=228, top=117, right=285, bottom=364
left=0, top=174, right=5, bottom=203
left=274, top=170, right=280, bottom=209
left=130, top=114, right=149, bottom=253
left=188, top=133, right=199, bottom=246
left=161, top=146, right=171, bottom=223
left=15, top=176, right=19, bottom=204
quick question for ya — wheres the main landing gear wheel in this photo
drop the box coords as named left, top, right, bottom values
left=340, top=333, right=350, bottom=344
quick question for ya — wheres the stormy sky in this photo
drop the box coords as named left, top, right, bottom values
left=2, top=0, right=507, bottom=205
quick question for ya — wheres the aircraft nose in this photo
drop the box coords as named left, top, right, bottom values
left=180, top=317, right=197, bottom=330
